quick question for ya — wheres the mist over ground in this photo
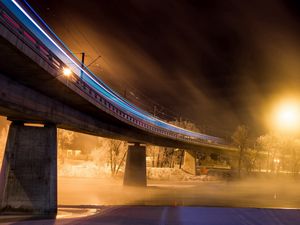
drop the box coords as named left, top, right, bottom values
left=58, top=176, right=300, bottom=209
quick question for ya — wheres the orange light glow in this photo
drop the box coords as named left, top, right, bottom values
left=63, top=67, right=72, bottom=76
left=271, top=98, right=300, bottom=133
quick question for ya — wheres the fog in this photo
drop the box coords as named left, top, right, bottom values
left=58, top=177, right=300, bottom=209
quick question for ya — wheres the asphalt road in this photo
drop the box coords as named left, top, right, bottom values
left=1, top=206, right=300, bottom=225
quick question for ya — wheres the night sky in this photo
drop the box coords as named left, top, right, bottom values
left=27, top=0, right=300, bottom=137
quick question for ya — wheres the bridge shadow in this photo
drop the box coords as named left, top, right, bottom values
left=0, top=214, right=56, bottom=225
left=57, top=206, right=183, bottom=225
left=0, top=206, right=183, bottom=225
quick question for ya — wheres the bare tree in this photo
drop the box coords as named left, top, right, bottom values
left=257, top=133, right=286, bottom=173
left=290, top=139, right=300, bottom=177
left=172, top=149, right=185, bottom=169
left=89, top=137, right=109, bottom=168
left=232, top=125, right=249, bottom=177
left=242, top=145, right=261, bottom=173
left=256, top=133, right=300, bottom=176
left=156, top=147, right=163, bottom=167
left=108, top=139, right=127, bottom=176
left=147, top=145, right=161, bottom=167
left=57, top=129, right=75, bottom=164
left=93, top=137, right=127, bottom=176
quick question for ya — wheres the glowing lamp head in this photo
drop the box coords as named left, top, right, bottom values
left=63, top=68, right=72, bottom=76
left=273, top=100, right=300, bottom=133
left=277, top=106, right=297, bottom=124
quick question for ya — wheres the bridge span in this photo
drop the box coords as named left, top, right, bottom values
left=0, top=0, right=236, bottom=215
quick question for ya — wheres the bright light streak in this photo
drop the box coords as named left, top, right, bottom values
left=63, top=68, right=72, bottom=76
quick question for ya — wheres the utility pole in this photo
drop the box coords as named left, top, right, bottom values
left=179, top=115, right=182, bottom=123
left=153, top=105, right=157, bottom=117
left=80, top=52, right=85, bottom=78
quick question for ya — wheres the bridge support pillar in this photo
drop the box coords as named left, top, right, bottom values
left=0, top=121, right=57, bottom=215
left=182, top=150, right=197, bottom=175
left=123, top=143, right=146, bottom=186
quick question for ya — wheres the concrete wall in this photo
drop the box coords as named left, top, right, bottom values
left=123, top=143, right=147, bottom=186
left=0, top=122, right=57, bottom=215
left=182, top=150, right=197, bottom=175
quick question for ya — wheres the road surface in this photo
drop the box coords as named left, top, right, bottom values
left=1, top=206, right=300, bottom=225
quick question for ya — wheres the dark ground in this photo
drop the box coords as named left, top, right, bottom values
left=1, top=206, right=300, bottom=225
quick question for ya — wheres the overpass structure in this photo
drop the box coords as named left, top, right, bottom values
left=0, top=0, right=236, bottom=215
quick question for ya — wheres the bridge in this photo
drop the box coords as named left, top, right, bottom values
left=0, top=0, right=236, bottom=215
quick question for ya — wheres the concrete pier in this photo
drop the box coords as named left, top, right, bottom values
left=123, top=143, right=147, bottom=186
left=0, top=121, right=57, bottom=215
left=182, top=150, right=197, bottom=175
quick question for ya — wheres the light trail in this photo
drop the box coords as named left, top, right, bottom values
left=2, top=0, right=225, bottom=144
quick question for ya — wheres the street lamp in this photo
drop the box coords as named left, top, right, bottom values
left=271, top=99, right=300, bottom=133
left=63, top=67, right=72, bottom=77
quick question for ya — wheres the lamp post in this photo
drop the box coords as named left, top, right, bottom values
left=80, top=52, right=85, bottom=78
